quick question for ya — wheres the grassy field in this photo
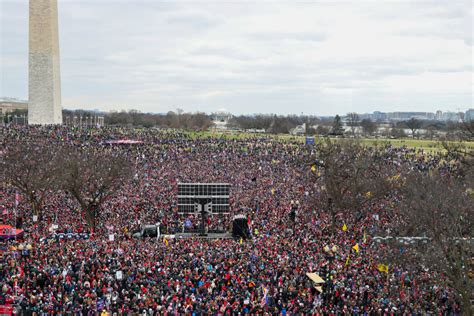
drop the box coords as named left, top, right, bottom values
left=189, top=130, right=300, bottom=141
left=188, top=130, right=474, bottom=153
left=356, top=138, right=473, bottom=153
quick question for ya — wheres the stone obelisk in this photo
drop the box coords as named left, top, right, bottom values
left=28, top=0, right=62, bottom=125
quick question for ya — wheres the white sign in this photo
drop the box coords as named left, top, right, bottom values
left=109, top=234, right=115, bottom=242
left=33, top=215, right=38, bottom=222
left=116, top=270, right=123, bottom=280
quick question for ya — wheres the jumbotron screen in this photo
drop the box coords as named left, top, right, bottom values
left=177, top=183, right=230, bottom=214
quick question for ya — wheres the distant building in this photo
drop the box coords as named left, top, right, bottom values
left=0, top=98, right=28, bottom=114
left=371, top=111, right=387, bottom=121
left=347, top=110, right=474, bottom=123
left=387, top=112, right=435, bottom=121
left=464, top=109, right=474, bottom=122
left=441, top=111, right=462, bottom=122
left=290, top=123, right=306, bottom=135
left=0, top=98, right=28, bottom=125
left=211, top=109, right=232, bottom=130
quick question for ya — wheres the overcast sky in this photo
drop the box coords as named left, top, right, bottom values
left=1, top=0, right=472, bottom=115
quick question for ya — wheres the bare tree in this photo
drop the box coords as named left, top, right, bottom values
left=311, top=139, right=399, bottom=233
left=391, top=127, right=407, bottom=138
left=316, top=125, right=330, bottom=136
left=182, top=112, right=214, bottom=131
left=405, top=118, right=422, bottom=138
left=396, top=173, right=473, bottom=314
left=346, top=112, right=360, bottom=137
left=331, top=115, right=344, bottom=136
left=360, top=118, right=377, bottom=137
left=59, top=147, right=133, bottom=230
left=0, top=141, right=61, bottom=216
left=459, top=120, right=474, bottom=141
left=424, top=125, right=437, bottom=140
left=441, top=140, right=474, bottom=187
left=166, top=111, right=180, bottom=128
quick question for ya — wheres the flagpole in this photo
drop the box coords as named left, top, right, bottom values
left=156, top=222, right=161, bottom=241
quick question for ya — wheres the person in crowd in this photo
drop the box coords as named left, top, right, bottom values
left=0, top=126, right=463, bottom=314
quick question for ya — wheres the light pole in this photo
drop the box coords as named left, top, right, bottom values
left=156, top=222, right=161, bottom=241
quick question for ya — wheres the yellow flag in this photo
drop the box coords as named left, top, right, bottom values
left=342, top=224, right=347, bottom=232
left=352, top=243, right=359, bottom=253
left=164, top=238, right=169, bottom=247
left=345, top=255, right=350, bottom=266
left=240, top=237, right=243, bottom=245
left=311, top=165, right=317, bottom=173
left=377, top=264, right=389, bottom=273
left=388, top=173, right=401, bottom=182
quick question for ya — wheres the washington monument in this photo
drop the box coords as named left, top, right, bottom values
left=28, top=0, right=62, bottom=125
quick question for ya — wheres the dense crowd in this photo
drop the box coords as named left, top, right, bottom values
left=0, top=126, right=466, bottom=314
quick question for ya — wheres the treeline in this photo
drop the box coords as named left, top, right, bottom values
left=228, top=115, right=321, bottom=134
left=335, top=113, right=474, bottom=140
left=105, top=110, right=213, bottom=130
left=6, top=109, right=472, bottom=140
left=62, top=109, right=214, bottom=131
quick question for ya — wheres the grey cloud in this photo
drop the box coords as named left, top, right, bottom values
left=399, top=29, right=473, bottom=47
left=189, top=46, right=257, bottom=61
left=428, top=65, right=473, bottom=73
left=247, top=31, right=326, bottom=43
left=1, top=0, right=472, bottom=115
left=165, top=12, right=222, bottom=29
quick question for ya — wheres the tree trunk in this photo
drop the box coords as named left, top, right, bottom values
left=459, top=283, right=472, bottom=316
left=461, top=295, right=471, bottom=316
left=32, top=199, right=41, bottom=216
left=328, top=199, right=337, bottom=234
left=331, top=211, right=337, bottom=234
left=85, top=204, right=99, bottom=231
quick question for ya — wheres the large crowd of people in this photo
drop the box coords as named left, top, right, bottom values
left=0, top=126, right=466, bottom=314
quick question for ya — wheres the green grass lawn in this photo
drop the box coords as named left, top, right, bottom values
left=357, top=138, right=474, bottom=153
left=187, top=130, right=473, bottom=153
